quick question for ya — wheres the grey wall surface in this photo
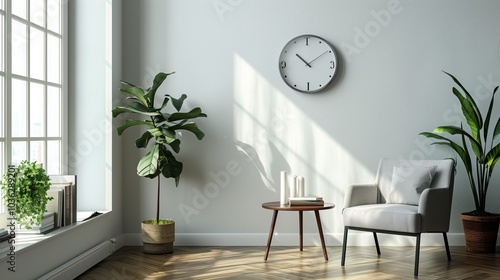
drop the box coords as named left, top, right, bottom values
left=121, top=0, right=500, bottom=246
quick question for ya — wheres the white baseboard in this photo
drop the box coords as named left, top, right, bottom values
left=123, top=232, right=499, bottom=247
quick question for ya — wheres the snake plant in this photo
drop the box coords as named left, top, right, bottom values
left=420, top=71, right=500, bottom=215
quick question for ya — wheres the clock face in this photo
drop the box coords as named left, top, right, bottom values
left=279, top=35, right=338, bottom=93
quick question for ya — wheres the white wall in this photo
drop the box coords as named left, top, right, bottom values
left=121, top=0, right=500, bottom=246
left=68, top=0, right=113, bottom=211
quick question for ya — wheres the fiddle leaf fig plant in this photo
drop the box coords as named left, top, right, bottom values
left=1, top=160, right=52, bottom=229
left=420, top=71, right=500, bottom=216
left=112, top=71, right=207, bottom=224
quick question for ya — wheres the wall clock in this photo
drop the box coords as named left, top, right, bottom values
left=278, top=34, right=338, bottom=93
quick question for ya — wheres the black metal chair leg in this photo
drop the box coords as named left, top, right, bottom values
left=341, top=227, right=348, bottom=266
left=373, top=232, right=381, bottom=255
left=443, top=232, right=451, bottom=261
left=414, top=234, right=421, bottom=277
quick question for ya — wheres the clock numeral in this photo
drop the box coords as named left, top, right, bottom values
left=330, top=61, right=335, bottom=69
left=306, top=37, right=309, bottom=46
left=280, top=61, right=286, bottom=69
left=307, top=82, right=310, bottom=91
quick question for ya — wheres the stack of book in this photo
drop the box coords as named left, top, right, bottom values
left=0, top=229, right=10, bottom=251
left=17, top=212, right=55, bottom=234
left=289, top=196, right=324, bottom=206
left=0, top=229, right=9, bottom=242
left=48, top=175, right=77, bottom=227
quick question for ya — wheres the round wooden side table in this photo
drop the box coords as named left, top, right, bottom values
left=262, top=201, right=335, bottom=261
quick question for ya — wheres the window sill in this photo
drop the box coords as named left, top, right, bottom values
left=0, top=210, right=110, bottom=257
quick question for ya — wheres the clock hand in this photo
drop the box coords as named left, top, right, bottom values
left=308, top=50, right=329, bottom=65
left=296, top=54, right=311, bottom=68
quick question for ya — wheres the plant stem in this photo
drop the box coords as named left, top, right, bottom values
left=157, top=176, right=160, bottom=224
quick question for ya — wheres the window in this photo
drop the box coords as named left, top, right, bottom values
left=0, top=0, right=65, bottom=213
left=0, top=0, right=65, bottom=175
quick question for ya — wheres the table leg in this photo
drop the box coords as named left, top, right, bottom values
left=264, top=210, right=279, bottom=261
left=314, top=210, right=328, bottom=261
left=299, top=211, right=303, bottom=251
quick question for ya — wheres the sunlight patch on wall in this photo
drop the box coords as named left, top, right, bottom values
left=232, top=53, right=373, bottom=225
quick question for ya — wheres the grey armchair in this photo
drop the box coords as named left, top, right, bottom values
left=341, top=158, right=455, bottom=276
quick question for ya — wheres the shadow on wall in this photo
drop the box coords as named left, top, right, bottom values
left=235, top=140, right=290, bottom=193
left=232, top=53, right=374, bottom=233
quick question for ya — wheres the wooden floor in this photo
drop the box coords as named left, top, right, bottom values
left=76, top=246, right=500, bottom=280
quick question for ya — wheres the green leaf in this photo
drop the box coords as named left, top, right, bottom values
left=169, top=139, right=181, bottom=153
left=433, top=125, right=483, bottom=160
left=137, top=144, right=160, bottom=177
left=444, top=71, right=483, bottom=126
left=486, top=142, right=500, bottom=166
left=117, top=120, right=153, bottom=135
left=128, top=101, right=158, bottom=113
left=148, top=128, right=164, bottom=138
left=489, top=156, right=500, bottom=177
left=144, top=72, right=174, bottom=105
left=112, top=105, right=160, bottom=118
left=452, top=87, right=482, bottom=143
left=177, top=122, right=206, bottom=140
left=160, top=96, right=170, bottom=110
left=159, top=148, right=183, bottom=184
left=169, top=94, right=187, bottom=111
left=147, top=128, right=176, bottom=145
left=168, top=107, right=206, bottom=122
left=493, top=117, right=500, bottom=141
left=120, top=86, right=148, bottom=106
left=419, top=132, right=471, bottom=172
left=136, top=131, right=153, bottom=148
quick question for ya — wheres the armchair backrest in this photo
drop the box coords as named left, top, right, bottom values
left=375, top=158, right=455, bottom=204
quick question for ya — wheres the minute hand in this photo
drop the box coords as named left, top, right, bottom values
left=308, top=50, right=329, bottom=65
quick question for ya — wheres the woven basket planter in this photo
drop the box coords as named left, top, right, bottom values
left=461, top=213, right=500, bottom=253
left=141, top=220, right=175, bottom=254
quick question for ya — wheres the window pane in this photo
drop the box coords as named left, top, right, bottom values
left=12, top=79, right=27, bottom=137
left=30, top=141, right=44, bottom=165
left=47, top=0, right=60, bottom=34
left=30, top=0, right=45, bottom=27
left=0, top=0, right=4, bottom=11
left=12, top=141, right=27, bottom=165
left=30, top=82, right=45, bottom=137
left=11, top=20, right=27, bottom=76
left=47, top=86, right=60, bottom=137
left=47, top=140, right=60, bottom=174
left=12, top=0, right=26, bottom=19
left=0, top=142, right=3, bottom=173
left=30, top=27, right=45, bottom=80
left=47, top=34, right=60, bottom=83
left=0, top=14, right=3, bottom=72
left=0, top=76, right=3, bottom=137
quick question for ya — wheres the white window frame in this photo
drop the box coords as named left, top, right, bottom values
left=0, top=0, right=67, bottom=214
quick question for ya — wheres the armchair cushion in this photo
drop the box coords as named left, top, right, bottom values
left=386, top=165, right=437, bottom=205
left=343, top=204, right=421, bottom=233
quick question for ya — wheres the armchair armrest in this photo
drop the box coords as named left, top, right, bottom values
left=343, top=183, right=378, bottom=209
left=418, top=187, right=451, bottom=232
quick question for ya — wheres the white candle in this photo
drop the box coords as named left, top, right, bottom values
left=280, top=171, right=287, bottom=206
left=297, top=176, right=305, bottom=197
left=289, top=175, right=297, bottom=198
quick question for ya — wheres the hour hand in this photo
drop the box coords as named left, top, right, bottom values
left=296, top=54, right=311, bottom=68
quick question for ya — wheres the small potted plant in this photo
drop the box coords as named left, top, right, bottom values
left=420, top=71, right=500, bottom=253
left=112, top=71, right=206, bottom=254
left=1, top=160, right=52, bottom=230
